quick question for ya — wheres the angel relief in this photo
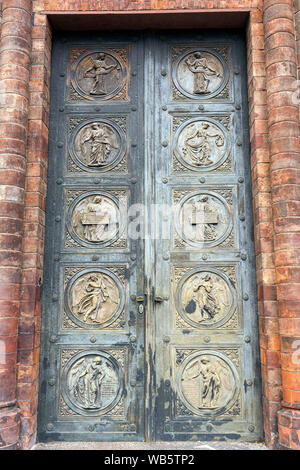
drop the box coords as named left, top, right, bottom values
left=179, top=271, right=233, bottom=326
left=83, top=53, right=119, bottom=96
left=70, top=272, right=121, bottom=325
left=180, top=354, right=236, bottom=411
left=74, top=122, right=120, bottom=168
left=71, top=195, right=120, bottom=244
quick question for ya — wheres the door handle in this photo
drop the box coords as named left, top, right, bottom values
left=154, top=295, right=169, bottom=302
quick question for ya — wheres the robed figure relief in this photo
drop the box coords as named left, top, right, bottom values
left=67, top=355, right=120, bottom=411
left=79, top=123, right=119, bottom=167
left=181, top=354, right=236, bottom=411
left=181, top=272, right=232, bottom=325
left=84, top=53, right=119, bottom=96
left=185, top=52, right=220, bottom=95
left=183, top=122, right=224, bottom=167
left=69, top=356, right=105, bottom=409
left=72, top=195, right=119, bottom=243
left=71, top=272, right=120, bottom=324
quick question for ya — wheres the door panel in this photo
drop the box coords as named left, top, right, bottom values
left=151, top=31, right=262, bottom=441
left=38, top=30, right=263, bottom=442
left=38, top=33, right=145, bottom=442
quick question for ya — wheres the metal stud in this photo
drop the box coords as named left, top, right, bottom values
left=163, top=253, right=169, bottom=260
left=130, top=380, right=136, bottom=387
left=235, top=104, right=241, bottom=110
left=47, top=423, right=54, bottom=431
left=204, top=336, right=211, bottom=343
left=162, top=177, right=168, bottom=184
left=131, top=106, right=137, bottom=112
left=198, top=105, right=204, bottom=111
left=162, top=105, right=167, bottom=111
left=244, top=336, right=251, bottom=343
left=48, top=378, right=55, bottom=386
left=52, top=294, right=58, bottom=301
left=57, top=142, right=63, bottom=148
left=92, top=255, right=99, bottom=261
left=239, top=214, right=245, bottom=221
left=59, top=107, right=64, bottom=112
left=202, top=254, right=208, bottom=260
left=241, top=253, right=247, bottom=261
left=55, top=216, right=61, bottom=222
left=90, top=336, right=96, bottom=343
left=199, top=177, right=206, bottom=183
left=161, top=69, right=167, bottom=76
left=162, top=141, right=168, bottom=147
left=56, top=178, right=63, bottom=185
left=243, top=293, right=249, bottom=301
left=130, top=177, right=137, bottom=184
left=130, top=336, right=136, bottom=343
left=248, top=425, right=255, bottom=432
left=49, top=335, right=57, bottom=343
left=238, top=177, right=244, bottom=183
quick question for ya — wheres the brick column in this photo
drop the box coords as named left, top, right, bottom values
left=0, top=0, right=32, bottom=449
left=263, top=0, right=300, bottom=450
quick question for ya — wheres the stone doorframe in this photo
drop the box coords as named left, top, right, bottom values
left=0, top=0, right=299, bottom=450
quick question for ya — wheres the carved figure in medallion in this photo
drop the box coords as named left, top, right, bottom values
left=184, top=356, right=221, bottom=408
left=65, top=353, right=121, bottom=413
left=181, top=354, right=236, bottom=411
left=71, top=272, right=120, bottom=324
left=72, top=195, right=119, bottom=243
left=182, top=272, right=231, bottom=325
left=190, top=195, right=219, bottom=241
left=183, top=123, right=224, bottom=166
left=185, top=52, right=221, bottom=94
left=84, top=53, right=119, bottom=95
left=174, top=49, right=226, bottom=99
left=80, top=123, right=119, bottom=167
left=70, top=356, right=105, bottom=408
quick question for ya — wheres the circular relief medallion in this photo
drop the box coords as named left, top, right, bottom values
left=178, top=351, right=239, bottom=416
left=62, top=350, right=123, bottom=416
left=69, top=119, right=126, bottom=172
left=173, top=49, right=228, bottom=100
left=71, top=51, right=127, bottom=101
left=176, top=268, right=236, bottom=328
left=67, top=192, right=122, bottom=247
left=175, top=191, right=232, bottom=248
left=173, top=118, right=229, bottom=171
left=65, top=268, right=125, bottom=329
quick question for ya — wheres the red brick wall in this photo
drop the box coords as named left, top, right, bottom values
left=0, top=0, right=299, bottom=450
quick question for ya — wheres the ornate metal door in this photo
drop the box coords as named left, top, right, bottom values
left=38, top=31, right=263, bottom=442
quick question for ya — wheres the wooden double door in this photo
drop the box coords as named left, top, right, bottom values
left=38, top=30, right=263, bottom=442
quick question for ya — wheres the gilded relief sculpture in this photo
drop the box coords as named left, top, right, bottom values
left=79, top=122, right=119, bottom=167
left=84, top=53, right=119, bottom=96
left=71, top=272, right=120, bottom=324
left=72, top=195, right=119, bottom=243
left=185, top=52, right=220, bottom=95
